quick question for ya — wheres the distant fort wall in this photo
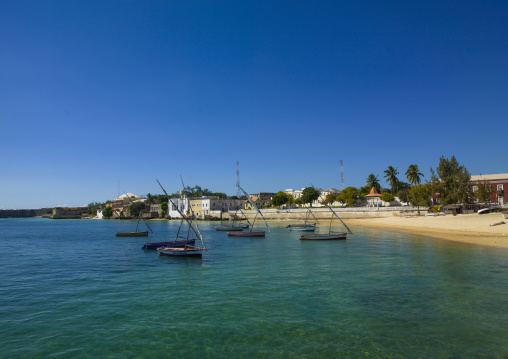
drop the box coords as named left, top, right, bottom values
left=0, top=209, right=51, bottom=218
left=52, top=207, right=89, bottom=219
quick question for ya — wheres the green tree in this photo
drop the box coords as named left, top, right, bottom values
left=294, top=198, right=302, bottom=206
left=408, top=184, right=432, bottom=215
left=301, top=187, right=321, bottom=207
left=146, top=193, right=155, bottom=204
left=366, top=174, right=381, bottom=193
left=160, top=203, right=167, bottom=218
left=474, top=180, right=492, bottom=203
left=358, top=185, right=371, bottom=198
left=383, top=166, right=399, bottom=194
left=129, top=201, right=146, bottom=217
left=272, top=191, right=289, bottom=208
left=337, top=187, right=358, bottom=206
left=396, top=188, right=411, bottom=204
left=102, top=206, right=113, bottom=218
left=325, top=193, right=337, bottom=206
left=287, top=194, right=295, bottom=208
left=380, top=192, right=395, bottom=203
left=406, top=164, right=424, bottom=185
left=431, top=156, right=471, bottom=204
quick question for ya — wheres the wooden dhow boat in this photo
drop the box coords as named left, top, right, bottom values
left=216, top=209, right=251, bottom=231
left=287, top=208, right=319, bottom=231
left=155, top=178, right=207, bottom=258
left=142, top=239, right=195, bottom=249
left=117, top=231, right=149, bottom=237
left=299, top=189, right=353, bottom=241
left=116, top=193, right=154, bottom=237
left=227, top=186, right=270, bottom=238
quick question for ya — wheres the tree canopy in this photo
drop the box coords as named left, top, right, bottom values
left=337, top=186, right=358, bottom=205
left=406, top=164, right=424, bottom=185
left=408, top=184, right=432, bottom=214
left=102, top=206, right=113, bottom=218
left=430, top=156, right=471, bottom=204
left=325, top=193, right=337, bottom=205
left=366, top=174, right=381, bottom=193
left=474, top=180, right=492, bottom=203
left=380, top=192, right=395, bottom=203
left=384, top=166, right=399, bottom=194
left=272, top=191, right=289, bottom=207
left=301, top=187, right=321, bottom=207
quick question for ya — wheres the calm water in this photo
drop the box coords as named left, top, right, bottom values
left=1, top=218, right=508, bottom=358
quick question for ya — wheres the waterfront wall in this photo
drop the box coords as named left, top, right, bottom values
left=0, top=209, right=51, bottom=218
left=224, top=207, right=423, bottom=221
left=52, top=207, right=89, bottom=219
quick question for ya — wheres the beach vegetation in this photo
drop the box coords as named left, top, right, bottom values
left=102, top=206, right=113, bottom=218
left=408, top=184, right=432, bottom=215
left=358, top=185, right=371, bottom=198
left=384, top=166, right=399, bottom=194
left=430, top=205, right=442, bottom=213
left=396, top=188, right=410, bottom=204
left=366, top=174, right=381, bottom=193
left=161, top=202, right=168, bottom=213
left=301, top=187, right=321, bottom=207
left=287, top=194, right=295, bottom=208
left=406, top=164, right=424, bottom=185
left=272, top=191, right=289, bottom=208
left=337, top=186, right=358, bottom=205
left=129, top=201, right=146, bottom=217
left=325, top=193, right=337, bottom=205
left=380, top=192, right=395, bottom=203
left=430, top=156, right=471, bottom=204
left=474, top=179, right=492, bottom=203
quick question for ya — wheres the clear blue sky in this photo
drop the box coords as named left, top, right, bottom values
left=1, top=1, right=507, bottom=209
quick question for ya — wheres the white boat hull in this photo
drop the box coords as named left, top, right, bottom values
left=157, top=247, right=205, bottom=257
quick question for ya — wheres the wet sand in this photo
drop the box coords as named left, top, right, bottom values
left=346, top=212, right=508, bottom=248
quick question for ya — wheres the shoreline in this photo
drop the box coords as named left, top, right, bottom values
left=344, top=213, right=508, bottom=248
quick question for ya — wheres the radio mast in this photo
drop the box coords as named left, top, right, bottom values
left=236, top=161, right=241, bottom=197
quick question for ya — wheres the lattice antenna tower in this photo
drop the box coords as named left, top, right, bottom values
left=236, top=161, right=241, bottom=197
left=340, top=160, right=344, bottom=191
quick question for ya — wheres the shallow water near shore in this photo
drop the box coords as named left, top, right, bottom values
left=1, top=218, right=508, bottom=358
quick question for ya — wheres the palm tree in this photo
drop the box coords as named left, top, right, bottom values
left=406, top=164, right=424, bottom=185
left=366, top=174, right=381, bottom=192
left=383, top=166, right=399, bottom=194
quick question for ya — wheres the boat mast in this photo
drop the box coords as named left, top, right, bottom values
left=315, top=188, right=353, bottom=235
left=237, top=185, right=271, bottom=232
left=124, top=192, right=153, bottom=233
left=180, top=176, right=206, bottom=250
left=156, top=179, right=202, bottom=242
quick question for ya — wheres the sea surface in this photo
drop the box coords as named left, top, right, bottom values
left=1, top=218, right=508, bottom=358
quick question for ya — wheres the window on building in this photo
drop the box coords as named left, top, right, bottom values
left=498, top=184, right=503, bottom=191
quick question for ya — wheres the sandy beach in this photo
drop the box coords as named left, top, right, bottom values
left=346, top=212, right=508, bottom=248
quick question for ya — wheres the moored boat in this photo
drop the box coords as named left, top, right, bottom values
left=142, top=239, right=195, bottom=249
left=227, top=185, right=270, bottom=238
left=215, top=226, right=244, bottom=231
left=287, top=224, right=316, bottom=231
left=116, top=231, right=149, bottom=237
left=155, top=178, right=207, bottom=258
left=300, top=233, right=347, bottom=240
left=227, top=231, right=265, bottom=237
left=158, top=246, right=204, bottom=257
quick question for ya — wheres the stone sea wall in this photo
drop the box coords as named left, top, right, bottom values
left=0, top=209, right=51, bottom=218
left=224, top=207, right=421, bottom=221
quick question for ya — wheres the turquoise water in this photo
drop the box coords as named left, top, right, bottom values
left=1, top=218, right=508, bottom=358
